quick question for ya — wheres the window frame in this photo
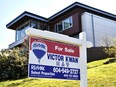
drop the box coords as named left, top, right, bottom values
left=55, top=16, right=73, bottom=32
left=15, top=20, right=31, bottom=41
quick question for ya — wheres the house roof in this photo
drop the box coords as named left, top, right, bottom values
left=6, top=11, right=48, bottom=29
left=6, top=2, right=116, bottom=29
left=48, top=2, right=116, bottom=21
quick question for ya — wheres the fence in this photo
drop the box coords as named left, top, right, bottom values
left=87, top=47, right=113, bottom=62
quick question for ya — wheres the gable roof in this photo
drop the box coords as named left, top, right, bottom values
left=6, top=2, right=116, bottom=29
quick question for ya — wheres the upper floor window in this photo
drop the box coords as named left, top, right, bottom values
left=16, top=20, right=49, bottom=41
left=16, top=20, right=38, bottom=41
left=55, top=16, right=73, bottom=32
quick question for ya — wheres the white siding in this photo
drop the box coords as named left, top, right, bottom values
left=81, top=12, right=94, bottom=45
left=81, top=12, right=116, bottom=47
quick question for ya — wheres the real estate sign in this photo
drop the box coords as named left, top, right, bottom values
left=28, top=37, right=80, bottom=80
left=27, top=28, right=93, bottom=87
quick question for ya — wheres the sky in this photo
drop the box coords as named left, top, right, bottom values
left=0, top=0, right=116, bottom=50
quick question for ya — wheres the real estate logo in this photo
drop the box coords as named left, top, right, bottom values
left=32, top=41, right=47, bottom=63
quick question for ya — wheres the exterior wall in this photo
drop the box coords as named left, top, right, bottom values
left=81, top=12, right=116, bottom=47
left=50, top=9, right=84, bottom=36
left=81, top=12, right=95, bottom=45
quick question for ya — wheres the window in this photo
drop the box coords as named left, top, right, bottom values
left=16, top=30, right=21, bottom=41
left=30, top=21, right=38, bottom=28
left=56, top=22, right=62, bottom=32
left=16, top=20, right=49, bottom=41
left=56, top=16, right=73, bottom=32
left=16, top=21, right=35, bottom=41
left=16, top=25, right=30, bottom=41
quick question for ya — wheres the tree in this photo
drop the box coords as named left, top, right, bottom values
left=0, top=47, right=28, bottom=80
left=101, top=35, right=116, bottom=57
left=100, top=34, right=113, bottom=47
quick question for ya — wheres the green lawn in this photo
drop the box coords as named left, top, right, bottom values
left=0, top=58, right=116, bottom=87
left=87, top=58, right=116, bottom=87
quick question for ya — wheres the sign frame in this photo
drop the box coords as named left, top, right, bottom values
left=26, top=28, right=93, bottom=87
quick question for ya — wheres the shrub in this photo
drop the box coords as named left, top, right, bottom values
left=0, top=47, right=28, bottom=81
left=104, top=46, right=116, bottom=57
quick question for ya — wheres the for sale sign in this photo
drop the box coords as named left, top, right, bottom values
left=28, top=37, right=80, bottom=80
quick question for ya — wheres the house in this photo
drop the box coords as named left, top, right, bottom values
left=6, top=2, right=116, bottom=49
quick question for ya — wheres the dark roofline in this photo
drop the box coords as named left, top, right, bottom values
left=6, top=11, right=48, bottom=28
left=6, top=2, right=116, bottom=28
left=48, top=2, right=116, bottom=20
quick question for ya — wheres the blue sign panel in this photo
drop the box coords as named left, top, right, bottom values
left=29, top=64, right=80, bottom=80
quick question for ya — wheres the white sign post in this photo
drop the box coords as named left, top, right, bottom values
left=26, top=28, right=93, bottom=87
left=79, top=32, right=90, bottom=87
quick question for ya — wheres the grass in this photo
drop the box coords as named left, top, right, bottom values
left=0, top=78, right=80, bottom=87
left=87, top=58, right=116, bottom=87
left=0, top=58, right=116, bottom=87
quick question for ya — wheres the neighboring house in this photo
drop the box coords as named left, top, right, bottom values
left=6, top=2, right=116, bottom=48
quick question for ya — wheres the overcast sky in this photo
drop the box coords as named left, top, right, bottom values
left=0, top=0, right=116, bottom=50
